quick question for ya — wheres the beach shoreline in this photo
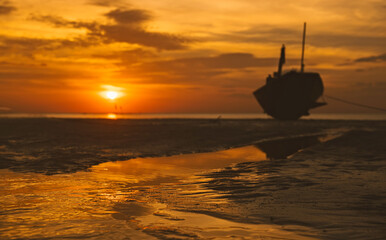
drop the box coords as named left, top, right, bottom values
left=0, top=118, right=385, bottom=239
left=1, top=118, right=384, bottom=175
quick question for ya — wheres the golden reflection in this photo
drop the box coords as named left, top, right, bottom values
left=0, top=146, right=317, bottom=239
left=92, top=146, right=266, bottom=177
left=106, top=113, right=117, bottom=119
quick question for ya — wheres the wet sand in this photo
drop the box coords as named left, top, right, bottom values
left=0, top=118, right=382, bottom=174
left=0, top=146, right=317, bottom=240
left=0, top=118, right=385, bottom=239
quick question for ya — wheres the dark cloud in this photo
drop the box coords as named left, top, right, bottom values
left=0, top=0, right=16, bottom=15
left=354, top=53, right=386, bottom=62
left=0, top=36, right=55, bottom=58
left=29, top=14, right=100, bottom=32
left=102, top=8, right=189, bottom=50
left=105, top=9, right=151, bottom=24
left=30, top=9, right=190, bottom=50
left=101, top=25, right=188, bottom=50
left=57, top=36, right=102, bottom=48
left=0, top=35, right=53, bottom=49
left=88, top=0, right=126, bottom=7
left=337, top=53, right=386, bottom=66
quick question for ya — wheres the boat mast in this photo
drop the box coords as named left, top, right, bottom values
left=301, top=22, right=306, bottom=72
left=277, top=44, right=285, bottom=77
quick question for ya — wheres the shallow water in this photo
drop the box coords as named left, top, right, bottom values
left=0, top=146, right=319, bottom=240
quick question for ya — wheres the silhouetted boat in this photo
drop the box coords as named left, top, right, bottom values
left=253, top=23, right=326, bottom=120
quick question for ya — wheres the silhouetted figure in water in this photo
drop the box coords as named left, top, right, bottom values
left=253, top=23, right=326, bottom=120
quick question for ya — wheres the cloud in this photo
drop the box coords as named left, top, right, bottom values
left=337, top=53, right=386, bottom=66
left=308, top=34, right=386, bottom=50
left=0, top=35, right=101, bottom=59
left=101, top=25, right=188, bottom=50
left=354, top=53, right=386, bottom=62
left=118, top=52, right=298, bottom=86
left=105, top=8, right=151, bottom=24
left=0, top=36, right=56, bottom=58
left=29, top=14, right=100, bottom=32
left=137, top=53, right=298, bottom=73
left=207, top=24, right=312, bottom=46
left=0, top=61, right=97, bottom=91
left=0, top=0, right=15, bottom=15
left=30, top=8, right=190, bottom=50
left=315, top=0, right=386, bottom=23
left=102, top=8, right=190, bottom=50
left=210, top=25, right=386, bottom=50
left=236, top=26, right=299, bottom=36
left=210, top=31, right=299, bottom=46
left=93, top=48, right=156, bottom=65
left=88, top=0, right=126, bottom=7
left=0, top=35, right=53, bottom=49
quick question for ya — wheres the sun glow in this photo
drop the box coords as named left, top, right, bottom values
left=106, top=113, right=117, bottom=119
left=106, top=91, right=118, bottom=100
left=100, top=90, right=124, bottom=100
left=99, top=85, right=125, bottom=101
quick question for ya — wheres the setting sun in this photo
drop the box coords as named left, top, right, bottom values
left=99, top=85, right=125, bottom=102
left=106, top=91, right=118, bottom=100
left=100, top=90, right=124, bottom=101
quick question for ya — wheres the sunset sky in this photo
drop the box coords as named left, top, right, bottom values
left=0, top=0, right=385, bottom=113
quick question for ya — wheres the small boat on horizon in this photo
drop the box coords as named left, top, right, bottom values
left=253, top=23, right=326, bottom=120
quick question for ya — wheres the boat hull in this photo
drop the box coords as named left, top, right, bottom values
left=253, top=71, right=325, bottom=120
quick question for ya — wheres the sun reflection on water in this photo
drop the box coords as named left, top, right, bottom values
left=106, top=113, right=117, bottom=119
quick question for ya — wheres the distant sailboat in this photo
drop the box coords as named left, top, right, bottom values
left=253, top=23, right=326, bottom=120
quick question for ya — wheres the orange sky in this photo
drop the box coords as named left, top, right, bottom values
left=0, top=0, right=385, bottom=113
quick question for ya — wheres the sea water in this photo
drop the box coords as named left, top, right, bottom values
left=1, top=112, right=386, bottom=120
